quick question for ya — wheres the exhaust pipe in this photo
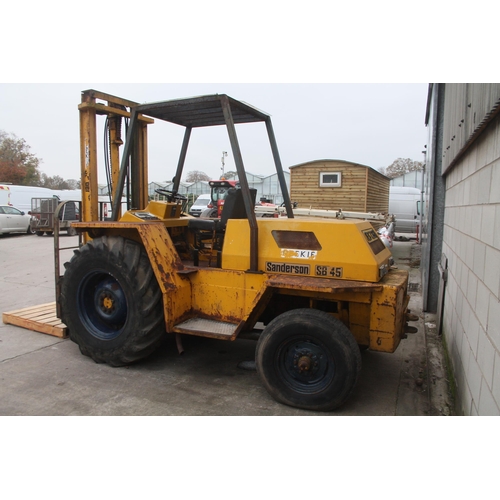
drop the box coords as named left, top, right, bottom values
left=175, top=333, right=184, bottom=355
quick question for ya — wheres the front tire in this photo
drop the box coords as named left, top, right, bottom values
left=256, top=309, right=361, bottom=411
left=200, top=207, right=218, bottom=218
left=60, top=235, right=165, bottom=366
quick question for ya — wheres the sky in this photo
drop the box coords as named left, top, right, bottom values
left=0, top=83, right=429, bottom=185
left=2, top=3, right=494, bottom=189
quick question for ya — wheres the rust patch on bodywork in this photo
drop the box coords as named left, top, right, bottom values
left=266, top=274, right=383, bottom=294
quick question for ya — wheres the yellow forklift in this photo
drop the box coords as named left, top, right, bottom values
left=58, top=90, right=416, bottom=411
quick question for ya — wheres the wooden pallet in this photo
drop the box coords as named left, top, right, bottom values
left=2, top=302, right=67, bottom=338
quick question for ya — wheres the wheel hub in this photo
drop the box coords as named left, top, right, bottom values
left=94, top=278, right=127, bottom=324
left=101, top=294, right=114, bottom=314
left=294, top=349, right=319, bottom=373
left=297, top=355, right=312, bottom=372
left=278, top=340, right=334, bottom=394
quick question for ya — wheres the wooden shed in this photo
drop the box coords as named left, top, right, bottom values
left=289, top=159, right=390, bottom=213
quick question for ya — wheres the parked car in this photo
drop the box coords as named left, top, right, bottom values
left=188, top=193, right=211, bottom=217
left=0, top=205, right=34, bottom=235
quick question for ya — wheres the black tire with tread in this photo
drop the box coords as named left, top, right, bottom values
left=60, top=235, right=165, bottom=366
left=256, top=309, right=361, bottom=411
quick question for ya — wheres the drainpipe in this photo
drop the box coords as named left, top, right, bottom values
left=419, top=160, right=426, bottom=246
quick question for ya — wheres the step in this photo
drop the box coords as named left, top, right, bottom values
left=173, top=318, right=239, bottom=340
left=2, top=302, right=67, bottom=338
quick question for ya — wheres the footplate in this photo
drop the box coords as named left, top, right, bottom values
left=173, top=318, right=239, bottom=340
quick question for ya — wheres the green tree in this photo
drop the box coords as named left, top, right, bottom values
left=0, top=130, right=42, bottom=185
left=381, top=158, right=424, bottom=179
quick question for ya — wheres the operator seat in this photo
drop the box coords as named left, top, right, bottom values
left=188, top=188, right=256, bottom=233
left=188, top=188, right=257, bottom=262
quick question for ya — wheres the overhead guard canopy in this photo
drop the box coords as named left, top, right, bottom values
left=133, top=94, right=270, bottom=128
left=113, top=93, right=293, bottom=273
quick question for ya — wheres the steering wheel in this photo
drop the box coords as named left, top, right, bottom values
left=155, top=188, right=188, bottom=202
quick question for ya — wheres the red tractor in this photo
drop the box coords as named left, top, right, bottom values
left=202, top=179, right=240, bottom=218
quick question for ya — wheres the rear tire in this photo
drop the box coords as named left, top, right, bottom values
left=60, top=235, right=165, bottom=366
left=256, top=309, right=361, bottom=411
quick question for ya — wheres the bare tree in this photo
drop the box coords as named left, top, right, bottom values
left=384, top=158, right=424, bottom=179
left=66, top=179, right=81, bottom=189
left=222, top=170, right=238, bottom=179
left=185, top=170, right=211, bottom=182
left=40, top=173, right=80, bottom=190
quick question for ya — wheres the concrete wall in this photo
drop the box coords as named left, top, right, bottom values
left=441, top=112, right=500, bottom=415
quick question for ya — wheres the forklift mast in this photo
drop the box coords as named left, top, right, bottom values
left=78, top=90, right=153, bottom=226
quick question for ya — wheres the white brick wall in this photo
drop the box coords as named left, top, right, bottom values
left=442, top=115, right=500, bottom=415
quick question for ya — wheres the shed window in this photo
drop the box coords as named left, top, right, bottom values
left=319, top=172, right=341, bottom=187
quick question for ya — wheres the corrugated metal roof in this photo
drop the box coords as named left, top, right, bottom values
left=134, top=94, right=270, bottom=128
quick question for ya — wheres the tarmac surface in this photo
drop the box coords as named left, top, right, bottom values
left=0, top=232, right=454, bottom=416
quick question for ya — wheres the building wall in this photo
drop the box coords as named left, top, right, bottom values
left=290, top=159, right=389, bottom=212
left=366, top=167, right=390, bottom=213
left=225, top=171, right=290, bottom=204
left=390, top=171, right=424, bottom=190
left=261, top=172, right=290, bottom=205
left=147, top=172, right=291, bottom=204
left=422, top=84, right=446, bottom=313
left=442, top=83, right=500, bottom=173
left=441, top=112, right=500, bottom=415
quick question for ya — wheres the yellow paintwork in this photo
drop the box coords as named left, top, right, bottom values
left=72, top=89, right=409, bottom=354
left=71, top=203, right=409, bottom=352
left=188, top=268, right=264, bottom=322
left=368, top=270, right=409, bottom=353
left=78, top=91, right=152, bottom=243
left=120, top=200, right=184, bottom=222
left=222, top=217, right=392, bottom=283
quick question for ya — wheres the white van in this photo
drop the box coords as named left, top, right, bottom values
left=189, top=193, right=211, bottom=217
left=0, top=185, right=11, bottom=206
left=389, top=186, right=423, bottom=233
left=0, top=184, right=55, bottom=213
